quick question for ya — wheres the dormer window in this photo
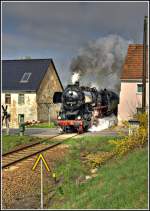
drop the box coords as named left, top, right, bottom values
left=20, top=72, right=32, bottom=83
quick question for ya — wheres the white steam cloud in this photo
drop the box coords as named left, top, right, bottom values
left=72, top=72, right=80, bottom=84
left=70, top=34, right=131, bottom=93
left=89, top=114, right=118, bottom=132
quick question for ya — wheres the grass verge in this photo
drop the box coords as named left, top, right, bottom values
left=2, top=135, right=41, bottom=154
left=48, top=136, right=148, bottom=209
left=26, top=122, right=55, bottom=128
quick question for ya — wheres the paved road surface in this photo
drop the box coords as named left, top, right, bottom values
left=2, top=128, right=59, bottom=137
left=2, top=127, right=128, bottom=137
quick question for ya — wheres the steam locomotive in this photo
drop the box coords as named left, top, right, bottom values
left=53, top=81, right=119, bottom=133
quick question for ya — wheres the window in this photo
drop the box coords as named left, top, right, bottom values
left=5, top=94, right=11, bottom=104
left=137, top=84, right=143, bottom=93
left=18, top=94, right=25, bottom=104
left=18, top=114, right=24, bottom=124
left=20, top=72, right=32, bottom=83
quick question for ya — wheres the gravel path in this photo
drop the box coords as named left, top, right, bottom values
left=2, top=144, right=68, bottom=209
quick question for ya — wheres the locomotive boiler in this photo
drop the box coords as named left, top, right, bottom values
left=53, top=81, right=119, bottom=133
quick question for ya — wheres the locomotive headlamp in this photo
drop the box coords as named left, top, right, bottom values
left=77, top=116, right=81, bottom=120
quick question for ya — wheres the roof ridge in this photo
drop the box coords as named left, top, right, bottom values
left=2, top=58, right=52, bottom=62
left=128, top=44, right=143, bottom=46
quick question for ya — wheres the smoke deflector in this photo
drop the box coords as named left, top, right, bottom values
left=53, top=92, right=62, bottom=103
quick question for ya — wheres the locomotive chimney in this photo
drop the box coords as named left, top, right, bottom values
left=75, top=81, right=80, bottom=86
left=142, top=16, right=147, bottom=112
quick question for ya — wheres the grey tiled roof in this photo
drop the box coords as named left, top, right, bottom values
left=2, top=59, right=63, bottom=92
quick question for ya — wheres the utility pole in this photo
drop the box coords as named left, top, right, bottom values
left=48, top=105, right=51, bottom=126
left=142, top=16, right=147, bottom=112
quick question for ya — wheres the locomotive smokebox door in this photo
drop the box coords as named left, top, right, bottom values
left=53, top=92, right=62, bottom=103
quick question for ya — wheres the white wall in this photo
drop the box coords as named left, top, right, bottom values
left=118, top=81, right=149, bottom=124
left=2, top=93, right=37, bottom=128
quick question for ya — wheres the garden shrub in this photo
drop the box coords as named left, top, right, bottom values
left=84, top=151, right=114, bottom=168
left=109, top=112, right=148, bottom=156
left=80, top=112, right=148, bottom=169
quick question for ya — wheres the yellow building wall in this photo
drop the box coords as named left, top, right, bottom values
left=37, top=63, right=63, bottom=122
left=2, top=93, right=37, bottom=128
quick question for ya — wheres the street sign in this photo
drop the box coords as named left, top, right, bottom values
left=32, top=153, right=51, bottom=209
left=32, top=153, right=50, bottom=172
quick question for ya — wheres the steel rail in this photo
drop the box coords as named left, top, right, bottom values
left=2, top=134, right=78, bottom=169
left=2, top=134, right=61, bottom=157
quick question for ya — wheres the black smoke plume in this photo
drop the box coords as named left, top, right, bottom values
left=70, top=34, right=131, bottom=93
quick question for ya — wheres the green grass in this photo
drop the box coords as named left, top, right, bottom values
left=65, top=135, right=120, bottom=151
left=2, top=135, right=40, bottom=154
left=26, top=122, right=55, bottom=128
left=49, top=136, right=148, bottom=209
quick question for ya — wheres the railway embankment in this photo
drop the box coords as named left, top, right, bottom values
left=2, top=112, right=148, bottom=209
left=2, top=134, right=148, bottom=209
left=48, top=136, right=148, bottom=209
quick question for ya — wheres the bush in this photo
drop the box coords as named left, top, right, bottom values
left=79, top=113, right=148, bottom=169
left=136, top=112, right=148, bottom=129
left=84, top=151, right=114, bottom=168
left=109, top=112, right=148, bottom=156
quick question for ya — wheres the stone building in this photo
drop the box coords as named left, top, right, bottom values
left=2, top=59, right=63, bottom=128
left=118, top=44, right=148, bottom=124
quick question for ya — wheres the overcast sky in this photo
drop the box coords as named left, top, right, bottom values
left=2, top=1, right=148, bottom=84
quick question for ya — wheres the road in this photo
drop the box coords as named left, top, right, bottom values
left=2, top=128, right=59, bottom=137
left=2, top=127, right=128, bottom=137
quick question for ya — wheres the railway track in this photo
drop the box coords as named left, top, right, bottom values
left=2, top=133, right=78, bottom=169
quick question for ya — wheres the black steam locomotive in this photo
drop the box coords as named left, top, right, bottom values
left=53, top=81, right=119, bottom=133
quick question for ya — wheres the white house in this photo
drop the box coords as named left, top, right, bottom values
left=118, top=44, right=148, bottom=124
left=2, top=59, right=63, bottom=128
